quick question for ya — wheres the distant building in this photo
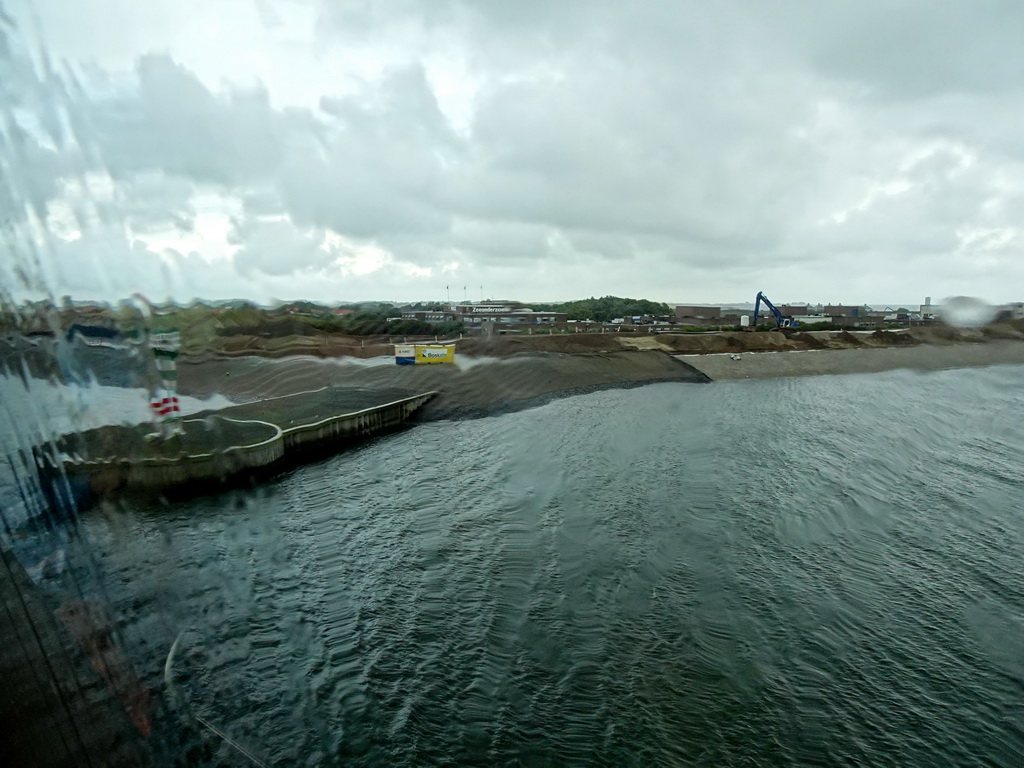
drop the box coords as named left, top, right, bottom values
left=796, top=315, right=834, bottom=325
left=460, top=310, right=567, bottom=327
left=400, top=310, right=459, bottom=323
left=674, top=306, right=721, bottom=324
left=621, top=314, right=675, bottom=326
left=450, top=301, right=523, bottom=314
left=409, top=301, right=568, bottom=328
left=818, top=305, right=878, bottom=327
left=920, top=297, right=936, bottom=319
left=823, top=305, right=867, bottom=318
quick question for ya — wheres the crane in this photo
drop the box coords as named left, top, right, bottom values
left=751, top=291, right=798, bottom=330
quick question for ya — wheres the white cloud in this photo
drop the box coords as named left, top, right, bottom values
left=230, top=217, right=330, bottom=277
left=3, top=0, right=1024, bottom=305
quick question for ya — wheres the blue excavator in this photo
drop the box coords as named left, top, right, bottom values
left=751, top=291, right=798, bottom=330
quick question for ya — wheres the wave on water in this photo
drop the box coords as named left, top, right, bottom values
left=24, top=365, right=1024, bottom=765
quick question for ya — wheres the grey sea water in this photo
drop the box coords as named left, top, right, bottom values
left=70, top=366, right=1024, bottom=765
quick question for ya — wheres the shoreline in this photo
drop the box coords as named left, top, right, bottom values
left=679, top=340, right=1024, bottom=382
left=418, top=374, right=709, bottom=421
left=29, top=339, right=1024, bottom=506
left=176, top=340, right=1024, bottom=420
left=177, top=350, right=712, bottom=421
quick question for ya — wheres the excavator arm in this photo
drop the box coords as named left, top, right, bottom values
left=752, top=292, right=796, bottom=329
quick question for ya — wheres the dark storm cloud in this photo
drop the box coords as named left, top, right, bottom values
left=94, top=55, right=285, bottom=185
left=769, top=0, right=1024, bottom=100
left=280, top=66, right=458, bottom=239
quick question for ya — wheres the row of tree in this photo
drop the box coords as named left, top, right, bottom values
left=534, top=296, right=673, bottom=323
left=213, top=304, right=463, bottom=338
left=14, top=295, right=678, bottom=342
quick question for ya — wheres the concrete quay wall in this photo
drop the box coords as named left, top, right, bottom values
left=63, top=392, right=436, bottom=494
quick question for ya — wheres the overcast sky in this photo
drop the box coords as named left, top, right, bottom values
left=3, top=0, right=1023, bottom=307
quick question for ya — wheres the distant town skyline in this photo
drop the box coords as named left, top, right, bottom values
left=20, top=293, right=978, bottom=313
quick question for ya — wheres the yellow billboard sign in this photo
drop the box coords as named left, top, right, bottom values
left=395, top=344, right=455, bottom=365
left=415, top=345, right=455, bottom=364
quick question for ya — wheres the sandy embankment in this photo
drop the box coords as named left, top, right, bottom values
left=203, top=320, right=1024, bottom=360
left=177, top=350, right=711, bottom=421
left=177, top=323, right=1024, bottom=419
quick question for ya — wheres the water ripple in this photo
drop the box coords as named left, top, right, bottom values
left=75, top=366, right=1024, bottom=766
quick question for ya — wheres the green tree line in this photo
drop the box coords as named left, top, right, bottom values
left=535, top=296, right=672, bottom=323
left=213, top=304, right=463, bottom=338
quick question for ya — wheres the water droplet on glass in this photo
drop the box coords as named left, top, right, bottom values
left=939, top=296, right=997, bottom=328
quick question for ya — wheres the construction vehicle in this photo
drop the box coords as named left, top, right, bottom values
left=750, top=291, right=798, bottom=330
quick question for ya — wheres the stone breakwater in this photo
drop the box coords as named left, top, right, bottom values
left=54, top=351, right=710, bottom=504
left=60, top=388, right=436, bottom=497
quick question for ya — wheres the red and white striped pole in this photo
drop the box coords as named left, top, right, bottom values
left=150, top=329, right=182, bottom=435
